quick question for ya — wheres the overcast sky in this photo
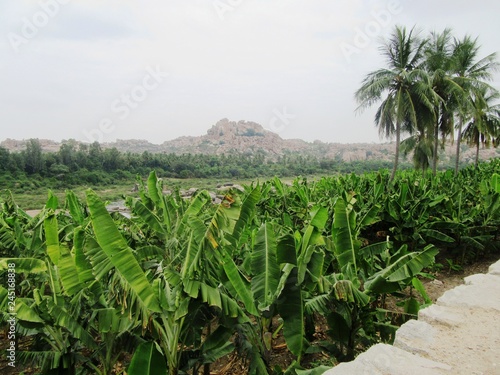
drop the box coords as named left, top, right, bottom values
left=1, top=0, right=499, bottom=144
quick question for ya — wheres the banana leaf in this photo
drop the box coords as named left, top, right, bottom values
left=364, top=244, right=438, bottom=294
left=44, top=214, right=60, bottom=265
left=277, top=266, right=307, bottom=358
left=332, top=198, right=359, bottom=275
left=128, top=342, right=167, bottom=375
left=219, top=248, right=259, bottom=316
left=65, top=190, right=85, bottom=226
left=132, top=200, right=167, bottom=235
left=58, top=245, right=83, bottom=296
left=229, top=186, right=261, bottom=246
left=200, top=325, right=235, bottom=363
left=0, top=258, right=46, bottom=273
left=251, top=222, right=280, bottom=311
left=86, top=189, right=161, bottom=313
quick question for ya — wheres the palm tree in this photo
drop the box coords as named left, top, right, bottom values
left=400, top=131, right=434, bottom=173
left=424, top=29, right=464, bottom=175
left=355, top=26, right=436, bottom=181
left=461, top=85, right=500, bottom=167
left=451, top=36, right=499, bottom=175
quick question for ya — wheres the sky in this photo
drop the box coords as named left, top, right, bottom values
left=1, top=0, right=499, bottom=145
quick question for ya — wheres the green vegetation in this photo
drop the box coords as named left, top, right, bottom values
left=0, top=139, right=411, bottom=210
left=1, top=160, right=499, bottom=374
left=355, top=26, right=499, bottom=178
left=0, top=139, right=401, bottom=185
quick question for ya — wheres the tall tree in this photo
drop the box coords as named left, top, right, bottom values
left=424, top=29, right=463, bottom=175
left=0, top=147, right=9, bottom=171
left=461, top=85, right=500, bottom=167
left=355, top=26, right=436, bottom=181
left=450, top=36, right=499, bottom=175
left=24, top=138, right=44, bottom=175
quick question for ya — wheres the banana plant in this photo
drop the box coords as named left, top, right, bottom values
left=84, top=177, right=261, bottom=374
left=311, top=195, right=439, bottom=360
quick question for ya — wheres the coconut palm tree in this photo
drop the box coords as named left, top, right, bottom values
left=423, top=29, right=464, bottom=175
left=451, top=35, right=499, bottom=175
left=355, top=26, right=436, bottom=181
left=461, top=85, right=500, bottom=167
left=399, top=87, right=438, bottom=172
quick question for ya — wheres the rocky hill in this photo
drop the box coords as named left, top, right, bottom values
left=1, top=118, right=498, bottom=164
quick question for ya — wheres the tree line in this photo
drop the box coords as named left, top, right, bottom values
left=356, top=26, right=500, bottom=179
left=0, top=139, right=400, bottom=187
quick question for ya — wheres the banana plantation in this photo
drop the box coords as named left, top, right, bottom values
left=1, top=159, right=500, bottom=374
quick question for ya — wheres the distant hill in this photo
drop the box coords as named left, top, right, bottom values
left=1, top=118, right=498, bottom=165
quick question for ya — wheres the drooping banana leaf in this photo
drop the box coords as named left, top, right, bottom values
left=86, top=189, right=161, bottom=313
left=364, top=244, right=438, bottom=294
left=491, top=173, right=500, bottom=193
left=45, top=190, right=58, bottom=211
left=411, top=277, right=431, bottom=305
left=0, top=258, right=46, bottom=273
left=65, top=190, right=85, bottom=226
left=419, top=229, right=455, bottom=243
left=332, top=198, right=359, bottom=275
left=251, top=222, right=280, bottom=311
left=73, top=227, right=95, bottom=286
left=219, top=248, right=259, bottom=316
left=147, top=171, right=163, bottom=206
left=43, top=297, right=98, bottom=350
left=0, top=286, right=44, bottom=324
left=309, top=206, right=328, bottom=230
left=228, top=186, right=261, bottom=247
left=277, top=266, right=307, bottom=359
left=43, top=214, right=60, bottom=265
left=58, top=245, right=83, bottom=296
left=333, top=279, right=369, bottom=306
left=297, top=208, right=326, bottom=285
left=132, top=199, right=167, bottom=235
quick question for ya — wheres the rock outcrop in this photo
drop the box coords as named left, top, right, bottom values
left=1, top=118, right=498, bottom=164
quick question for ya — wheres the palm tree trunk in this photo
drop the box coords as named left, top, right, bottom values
left=432, top=120, right=439, bottom=176
left=390, top=123, right=401, bottom=181
left=475, top=141, right=480, bottom=168
left=454, top=117, right=463, bottom=177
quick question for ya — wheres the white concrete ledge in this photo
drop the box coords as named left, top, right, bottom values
left=323, top=343, right=451, bottom=375
left=324, top=258, right=500, bottom=375
left=488, top=259, right=500, bottom=276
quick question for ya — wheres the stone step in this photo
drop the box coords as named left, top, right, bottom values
left=488, top=259, right=500, bottom=276
left=393, top=319, right=436, bottom=356
left=437, top=273, right=500, bottom=311
left=418, top=303, right=463, bottom=327
left=323, top=343, right=451, bottom=375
